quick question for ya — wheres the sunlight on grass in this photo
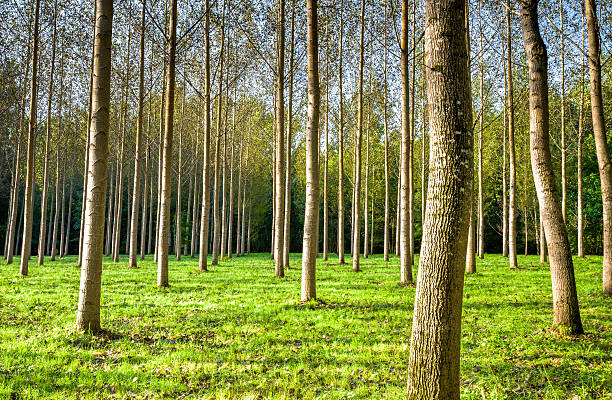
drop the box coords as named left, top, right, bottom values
left=0, top=254, right=610, bottom=399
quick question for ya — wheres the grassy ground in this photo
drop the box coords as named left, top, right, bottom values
left=0, top=253, right=610, bottom=399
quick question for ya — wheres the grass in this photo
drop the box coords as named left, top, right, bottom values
left=0, top=253, right=610, bottom=399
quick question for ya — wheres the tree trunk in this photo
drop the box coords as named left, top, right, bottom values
left=198, top=0, right=213, bottom=271
left=502, top=49, right=508, bottom=258
left=540, top=208, right=547, bottom=263
left=337, top=0, right=345, bottom=265
left=38, top=2, right=57, bottom=266
left=560, top=0, right=567, bottom=224
left=175, top=76, right=185, bottom=261
left=585, top=0, right=612, bottom=294
left=508, top=0, right=518, bottom=269
left=399, top=0, right=412, bottom=283
left=383, top=28, right=389, bottom=262
left=301, top=0, right=320, bottom=302
left=519, top=0, right=583, bottom=334
left=64, top=175, right=73, bottom=256
left=477, top=0, right=484, bottom=259
left=323, top=41, right=329, bottom=262
left=76, top=0, right=113, bottom=332
left=577, top=22, right=585, bottom=259
left=406, top=0, right=473, bottom=395
left=156, top=0, right=177, bottom=287
left=51, top=60, right=64, bottom=262
left=129, top=0, right=147, bottom=268
left=19, top=0, right=41, bottom=276
left=274, top=0, right=286, bottom=274
left=59, top=168, right=67, bottom=258
left=141, top=143, right=149, bottom=260
left=352, top=0, right=365, bottom=273
left=105, top=161, right=115, bottom=255
left=6, top=16, right=32, bottom=265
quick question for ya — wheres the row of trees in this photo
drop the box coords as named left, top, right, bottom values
left=0, top=0, right=610, bottom=396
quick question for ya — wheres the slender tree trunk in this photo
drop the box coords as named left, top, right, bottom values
left=148, top=158, right=154, bottom=255
left=323, top=40, right=329, bottom=262
left=363, top=76, right=369, bottom=260
left=64, top=174, right=73, bottom=255
left=51, top=63, right=64, bottom=261
left=560, top=0, right=566, bottom=224
left=502, top=49, right=508, bottom=258
left=156, top=0, right=177, bottom=287
left=19, top=0, right=41, bottom=276
left=352, top=0, right=365, bottom=273
left=519, top=0, right=583, bottom=333
left=477, top=0, right=484, bottom=259
left=38, top=3, right=57, bottom=266
left=211, top=11, right=226, bottom=267
left=59, top=168, right=67, bottom=258
left=175, top=75, right=185, bottom=261
left=129, top=0, right=146, bottom=268
left=76, top=0, right=113, bottom=332
left=408, top=0, right=416, bottom=264
left=508, top=0, right=518, bottom=269
left=337, top=0, right=345, bottom=265
left=585, top=0, right=612, bottom=294
left=125, top=168, right=133, bottom=256
left=383, top=29, right=389, bottom=262
left=227, top=95, right=236, bottom=258
left=282, top=0, right=295, bottom=267
left=301, top=0, right=320, bottom=301
left=274, top=0, right=286, bottom=274
left=141, top=144, right=149, bottom=260
left=577, top=22, right=585, bottom=258
left=191, top=129, right=200, bottom=258
left=406, top=0, right=473, bottom=394
left=199, top=0, right=213, bottom=271
left=399, top=0, right=412, bottom=283
left=395, top=176, right=400, bottom=257
left=6, top=17, right=32, bottom=265
left=105, top=161, right=115, bottom=255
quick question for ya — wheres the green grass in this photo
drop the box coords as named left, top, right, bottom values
left=0, top=253, right=610, bottom=399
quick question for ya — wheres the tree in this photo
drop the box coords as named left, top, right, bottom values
left=274, top=0, right=286, bottom=276
left=76, top=0, right=113, bottom=332
left=352, top=0, right=365, bottom=273
left=129, top=0, right=147, bottom=269
left=38, top=1, right=58, bottom=266
left=283, top=0, right=295, bottom=268
left=301, top=0, right=320, bottom=302
left=157, top=0, right=178, bottom=287
left=406, top=0, right=474, bottom=395
left=19, top=0, right=41, bottom=277
left=507, top=0, right=518, bottom=269
left=198, top=0, right=212, bottom=272
left=519, top=0, right=583, bottom=334
left=399, top=0, right=412, bottom=284
left=585, top=0, right=612, bottom=294
left=337, top=0, right=345, bottom=265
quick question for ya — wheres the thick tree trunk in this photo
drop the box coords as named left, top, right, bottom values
left=156, top=0, right=177, bottom=287
left=76, top=0, right=113, bottom=332
left=508, top=0, right=518, bottom=269
left=19, top=0, right=41, bottom=276
left=129, top=0, right=147, bottom=268
left=399, top=0, right=412, bottom=283
left=301, top=0, right=320, bottom=302
left=519, top=0, right=583, bottom=334
left=406, top=0, right=473, bottom=395
left=38, top=4, right=57, bottom=266
left=198, top=0, right=212, bottom=271
left=585, top=0, right=612, bottom=294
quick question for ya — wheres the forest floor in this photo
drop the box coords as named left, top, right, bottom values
left=0, top=253, right=610, bottom=399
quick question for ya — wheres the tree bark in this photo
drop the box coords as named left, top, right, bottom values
left=577, top=22, right=585, bottom=259
left=519, top=0, right=583, bottom=333
left=19, top=0, right=41, bottom=276
left=129, top=0, right=147, bottom=268
left=283, top=0, right=295, bottom=268
left=352, top=0, right=365, bottom=273
left=274, top=0, right=286, bottom=275
left=76, top=0, right=113, bottom=332
left=38, top=2, right=57, bottom=266
left=399, top=0, right=412, bottom=283
left=156, top=0, right=178, bottom=287
left=175, top=76, right=185, bottom=261
left=585, top=0, right=612, bottom=294
left=383, top=26, right=389, bottom=262
left=477, top=0, right=484, bottom=259
left=406, top=0, right=473, bottom=395
left=508, top=0, right=518, bottom=269
left=198, top=0, right=213, bottom=271
left=337, top=0, right=345, bottom=265
left=51, top=43, right=64, bottom=262
left=64, top=174, right=73, bottom=256
left=301, top=0, right=320, bottom=302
